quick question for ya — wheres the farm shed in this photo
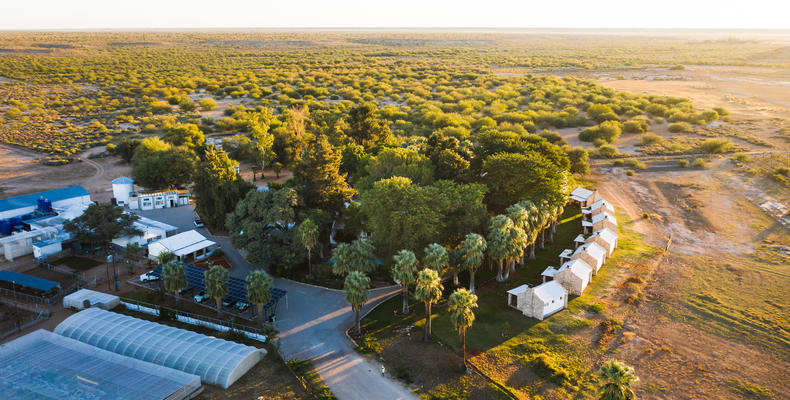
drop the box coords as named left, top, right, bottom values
left=589, top=199, right=615, bottom=216
left=507, top=281, right=568, bottom=320
left=55, top=307, right=264, bottom=389
left=147, top=230, right=217, bottom=262
left=0, top=269, right=60, bottom=297
left=128, top=189, right=191, bottom=211
left=572, top=242, right=607, bottom=274
left=63, top=288, right=120, bottom=310
left=554, top=259, right=593, bottom=296
left=0, top=186, right=91, bottom=220
left=0, top=329, right=202, bottom=400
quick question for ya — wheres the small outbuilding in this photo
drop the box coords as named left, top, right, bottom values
left=572, top=242, right=607, bottom=275
left=112, top=215, right=178, bottom=248
left=592, top=212, right=618, bottom=233
left=569, top=187, right=601, bottom=208
left=63, top=288, right=120, bottom=310
left=589, top=199, right=615, bottom=216
left=507, top=281, right=568, bottom=320
left=586, top=228, right=618, bottom=258
left=554, top=259, right=593, bottom=296
left=147, top=230, right=217, bottom=262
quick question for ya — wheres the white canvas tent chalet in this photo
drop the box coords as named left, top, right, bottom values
left=569, top=187, right=600, bottom=207
left=507, top=281, right=568, bottom=320
left=588, top=199, right=615, bottom=216
left=586, top=228, right=618, bottom=258
left=147, top=230, right=217, bottom=262
left=554, top=259, right=593, bottom=296
left=591, top=212, right=618, bottom=233
left=572, top=242, right=607, bottom=275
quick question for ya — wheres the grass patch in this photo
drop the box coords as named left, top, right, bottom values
left=287, top=359, right=338, bottom=400
left=729, top=378, right=775, bottom=400
left=50, top=256, right=103, bottom=271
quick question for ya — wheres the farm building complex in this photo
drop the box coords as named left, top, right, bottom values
left=112, top=176, right=191, bottom=210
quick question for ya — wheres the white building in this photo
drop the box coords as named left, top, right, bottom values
left=0, top=186, right=91, bottom=220
left=128, top=189, right=191, bottom=211
left=592, top=212, right=618, bottom=233
left=569, top=187, right=601, bottom=208
left=507, top=281, right=568, bottom=320
left=554, top=259, right=593, bottom=296
left=572, top=242, right=607, bottom=275
left=589, top=199, right=615, bottom=216
left=586, top=228, right=618, bottom=258
left=111, top=177, right=135, bottom=207
left=112, top=216, right=178, bottom=248
left=147, top=230, right=218, bottom=262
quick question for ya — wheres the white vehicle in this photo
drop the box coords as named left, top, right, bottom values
left=193, top=292, right=207, bottom=303
left=139, top=271, right=159, bottom=282
left=235, top=301, right=250, bottom=311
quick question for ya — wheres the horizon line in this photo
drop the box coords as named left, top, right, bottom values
left=2, top=27, right=790, bottom=33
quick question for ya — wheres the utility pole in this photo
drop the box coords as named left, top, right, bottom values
left=12, top=280, right=19, bottom=332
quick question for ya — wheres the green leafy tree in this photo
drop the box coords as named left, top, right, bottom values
left=448, top=288, right=478, bottom=371
left=226, top=188, right=301, bottom=272
left=415, top=268, right=443, bottom=342
left=246, top=269, right=274, bottom=327
left=347, top=103, right=392, bottom=149
left=459, top=233, right=486, bottom=294
left=567, top=147, right=590, bottom=175
left=113, top=138, right=141, bottom=163
left=331, top=238, right=376, bottom=276
left=297, top=218, right=320, bottom=278
left=162, top=261, right=187, bottom=305
left=366, top=147, right=434, bottom=185
left=132, top=138, right=197, bottom=189
left=598, top=360, right=639, bottom=400
left=193, top=147, right=254, bottom=230
left=344, top=271, right=370, bottom=335
left=156, top=250, right=176, bottom=265
left=248, top=111, right=274, bottom=178
left=294, top=135, right=354, bottom=212
left=392, top=249, right=419, bottom=314
left=162, top=123, right=205, bottom=148
left=482, top=152, right=568, bottom=214
left=63, top=203, right=141, bottom=253
left=204, top=265, right=229, bottom=317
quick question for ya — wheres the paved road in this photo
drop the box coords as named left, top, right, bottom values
left=275, top=279, right=417, bottom=400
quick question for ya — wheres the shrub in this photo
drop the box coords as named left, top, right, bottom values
left=598, top=144, right=619, bottom=158
left=579, top=120, right=622, bottom=143
left=645, top=103, right=668, bottom=117
left=588, top=303, right=606, bottom=313
left=613, top=160, right=625, bottom=167
left=668, top=122, right=691, bottom=133
left=622, top=116, right=649, bottom=133
left=733, top=153, right=749, bottom=163
left=199, top=97, right=218, bottom=111
left=692, top=158, right=708, bottom=168
left=713, top=106, right=729, bottom=116
left=670, top=64, right=685, bottom=70
left=641, top=132, right=663, bottom=145
left=624, top=158, right=646, bottom=169
left=678, top=159, right=690, bottom=168
left=699, top=138, right=732, bottom=154
left=625, top=169, right=635, bottom=176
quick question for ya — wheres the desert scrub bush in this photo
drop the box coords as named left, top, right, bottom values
left=596, top=318, right=623, bottom=346
left=668, top=121, right=691, bottom=133
left=579, top=120, right=622, bottom=143
left=612, top=159, right=625, bottom=167
left=728, top=379, right=775, bottom=400
left=699, top=138, right=733, bottom=154
left=597, top=144, right=619, bottom=158
left=670, top=64, right=686, bottom=70
left=692, top=158, right=708, bottom=168
left=733, top=153, right=750, bottom=162
left=640, top=132, right=663, bottom=145
left=199, top=97, right=218, bottom=111
left=624, top=158, right=646, bottom=169
left=677, top=159, right=690, bottom=168
left=588, top=303, right=606, bottom=313
left=622, top=116, right=649, bottom=133
left=625, top=169, right=635, bottom=176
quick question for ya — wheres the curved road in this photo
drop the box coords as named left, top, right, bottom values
left=274, top=279, right=417, bottom=400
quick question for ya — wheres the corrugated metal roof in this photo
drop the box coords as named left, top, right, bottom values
left=0, top=270, right=60, bottom=292
left=0, top=186, right=90, bottom=213
left=148, top=230, right=215, bottom=257
left=570, top=187, right=594, bottom=200
left=532, top=281, right=567, bottom=301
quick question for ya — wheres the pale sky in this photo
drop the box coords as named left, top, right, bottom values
left=1, top=0, right=789, bottom=30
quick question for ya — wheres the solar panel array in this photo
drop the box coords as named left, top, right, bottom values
left=150, top=265, right=286, bottom=312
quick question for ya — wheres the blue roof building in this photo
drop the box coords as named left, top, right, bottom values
left=0, top=270, right=61, bottom=293
left=0, top=186, right=91, bottom=219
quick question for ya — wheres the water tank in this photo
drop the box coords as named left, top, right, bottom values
left=0, top=220, right=11, bottom=236
left=37, top=197, right=53, bottom=213
left=111, top=177, right=135, bottom=206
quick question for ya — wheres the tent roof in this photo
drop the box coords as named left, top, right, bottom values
left=570, top=187, right=595, bottom=200
left=0, top=270, right=60, bottom=292
left=0, top=186, right=89, bottom=213
left=507, top=284, right=529, bottom=295
left=574, top=234, right=587, bottom=243
left=559, top=248, right=574, bottom=258
left=533, top=281, right=567, bottom=301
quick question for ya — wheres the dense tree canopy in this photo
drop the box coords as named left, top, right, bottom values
left=194, top=147, right=254, bottom=230
left=482, top=152, right=569, bottom=214
left=63, top=203, right=141, bottom=250
left=131, top=137, right=196, bottom=189
left=294, top=134, right=355, bottom=212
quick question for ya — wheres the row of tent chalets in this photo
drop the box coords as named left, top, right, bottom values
left=507, top=187, right=618, bottom=320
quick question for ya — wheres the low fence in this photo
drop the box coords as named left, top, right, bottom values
left=119, top=297, right=268, bottom=343
left=0, top=286, right=58, bottom=306
left=0, top=301, right=51, bottom=340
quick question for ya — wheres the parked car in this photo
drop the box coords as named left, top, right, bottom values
left=235, top=301, right=250, bottom=311
left=221, top=298, right=233, bottom=307
left=178, top=287, right=190, bottom=294
left=193, top=219, right=205, bottom=228
left=193, top=292, right=207, bottom=303
left=139, top=271, right=159, bottom=282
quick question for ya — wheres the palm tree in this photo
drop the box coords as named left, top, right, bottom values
left=331, top=238, right=376, bottom=276
left=162, top=261, right=187, bottom=306
left=423, top=243, right=450, bottom=282
left=344, top=271, right=370, bottom=335
left=246, top=269, right=273, bottom=327
left=459, top=233, right=486, bottom=294
left=448, top=288, right=478, bottom=371
left=415, top=268, right=443, bottom=342
left=392, top=249, right=419, bottom=314
left=297, top=218, right=319, bottom=278
left=506, top=203, right=529, bottom=266
left=598, top=360, right=638, bottom=400
left=487, top=215, right=526, bottom=282
left=204, top=265, right=229, bottom=317
left=549, top=203, right=564, bottom=243
left=157, top=250, right=176, bottom=265
left=520, top=200, right=540, bottom=259
left=538, top=200, right=552, bottom=249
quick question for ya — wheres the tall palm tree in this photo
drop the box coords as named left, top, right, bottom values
left=537, top=201, right=551, bottom=250
left=502, top=222, right=527, bottom=281
left=520, top=200, right=541, bottom=259
left=204, top=265, right=229, bottom=317
left=392, top=249, right=419, bottom=314
left=246, top=269, right=273, bottom=327
left=487, top=215, right=526, bottom=282
left=162, top=261, right=187, bottom=305
left=447, top=288, right=478, bottom=371
left=459, top=233, right=486, bottom=294
left=331, top=238, right=376, bottom=276
left=506, top=203, right=529, bottom=266
left=597, top=360, right=639, bottom=400
left=415, top=268, right=443, bottom=342
left=549, top=203, right=564, bottom=243
left=344, top=271, right=370, bottom=335
left=297, top=218, right=319, bottom=278
left=423, top=243, right=450, bottom=282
